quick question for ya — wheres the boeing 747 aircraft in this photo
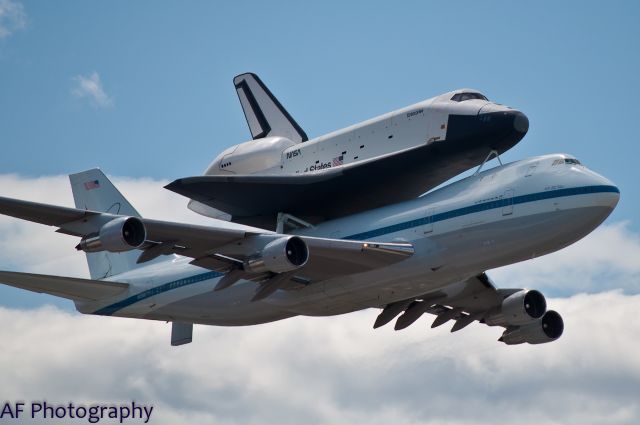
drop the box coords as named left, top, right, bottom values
left=0, top=153, right=618, bottom=346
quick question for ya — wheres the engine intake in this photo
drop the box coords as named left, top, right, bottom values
left=244, top=236, right=309, bottom=274
left=499, top=310, right=564, bottom=345
left=78, top=217, right=147, bottom=253
left=485, top=289, right=547, bottom=326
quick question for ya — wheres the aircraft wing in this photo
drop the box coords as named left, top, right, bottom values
left=0, top=196, right=413, bottom=299
left=374, top=273, right=564, bottom=345
left=166, top=138, right=499, bottom=229
left=0, top=195, right=98, bottom=225
left=0, top=195, right=254, bottom=256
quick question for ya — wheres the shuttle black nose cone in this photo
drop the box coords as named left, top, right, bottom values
left=446, top=108, right=529, bottom=155
left=512, top=111, right=529, bottom=134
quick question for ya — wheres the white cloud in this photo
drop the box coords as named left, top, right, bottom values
left=0, top=291, right=639, bottom=425
left=0, top=0, right=26, bottom=39
left=72, top=71, right=114, bottom=107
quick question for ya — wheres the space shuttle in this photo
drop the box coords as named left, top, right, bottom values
left=167, top=73, right=529, bottom=229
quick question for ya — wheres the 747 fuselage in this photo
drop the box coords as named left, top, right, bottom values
left=77, top=154, right=618, bottom=341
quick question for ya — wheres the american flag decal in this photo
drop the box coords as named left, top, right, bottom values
left=84, top=180, right=100, bottom=190
left=332, top=155, right=344, bottom=166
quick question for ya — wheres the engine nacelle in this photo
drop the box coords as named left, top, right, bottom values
left=78, top=217, right=147, bottom=253
left=499, top=310, right=564, bottom=345
left=484, top=289, right=547, bottom=326
left=205, top=136, right=297, bottom=175
left=244, top=236, right=309, bottom=274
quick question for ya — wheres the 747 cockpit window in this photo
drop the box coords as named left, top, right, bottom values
left=552, top=158, right=582, bottom=166
left=451, top=92, right=489, bottom=102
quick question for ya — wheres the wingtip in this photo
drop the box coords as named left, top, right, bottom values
left=163, top=179, right=181, bottom=191
left=164, top=176, right=205, bottom=192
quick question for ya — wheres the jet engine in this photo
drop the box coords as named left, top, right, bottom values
left=78, top=217, right=147, bottom=253
left=244, top=236, right=309, bottom=274
left=484, top=289, right=547, bottom=326
left=499, top=311, right=564, bottom=345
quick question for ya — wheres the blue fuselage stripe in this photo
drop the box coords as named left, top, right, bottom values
left=94, top=271, right=224, bottom=316
left=94, top=185, right=618, bottom=316
left=344, top=185, right=618, bottom=240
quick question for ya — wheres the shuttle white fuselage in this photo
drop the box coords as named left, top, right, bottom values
left=205, top=89, right=521, bottom=177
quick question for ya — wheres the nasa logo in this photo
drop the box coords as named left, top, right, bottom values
left=286, top=149, right=301, bottom=160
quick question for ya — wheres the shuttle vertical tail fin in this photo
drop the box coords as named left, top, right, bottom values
left=69, top=169, right=146, bottom=279
left=233, top=72, right=308, bottom=143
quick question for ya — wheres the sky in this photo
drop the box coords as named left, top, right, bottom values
left=0, top=1, right=639, bottom=424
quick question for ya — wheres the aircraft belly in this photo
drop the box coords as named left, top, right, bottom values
left=143, top=281, right=296, bottom=326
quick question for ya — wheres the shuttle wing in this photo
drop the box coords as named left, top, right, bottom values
left=167, top=140, right=491, bottom=229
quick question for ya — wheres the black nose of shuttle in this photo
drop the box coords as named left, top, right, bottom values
left=478, top=109, right=529, bottom=148
left=446, top=108, right=529, bottom=153
left=511, top=110, right=529, bottom=134
left=479, top=109, right=529, bottom=136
